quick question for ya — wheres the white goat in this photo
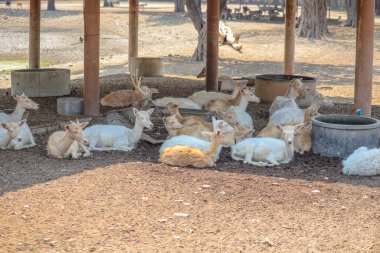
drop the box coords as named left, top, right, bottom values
left=84, top=108, right=154, bottom=151
left=0, top=120, right=26, bottom=150
left=0, top=93, right=39, bottom=123
left=268, top=79, right=305, bottom=116
left=153, top=97, right=202, bottom=109
left=268, top=92, right=333, bottom=126
left=342, top=147, right=380, bottom=176
left=47, top=121, right=91, bottom=159
left=231, top=124, right=303, bottom=166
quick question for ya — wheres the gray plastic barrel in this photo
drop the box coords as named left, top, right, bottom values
left=312, top=114, right=380, bottom=158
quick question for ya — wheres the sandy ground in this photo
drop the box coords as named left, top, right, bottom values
left=0, top=1, right=379, bottom=252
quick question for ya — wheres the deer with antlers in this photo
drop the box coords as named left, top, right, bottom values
left=100, top=72, right=159, bottom=108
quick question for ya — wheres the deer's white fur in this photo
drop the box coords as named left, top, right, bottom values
left=84, top=108, right=154, bottom=151
left=0, top=120, right=27, bottom=150
left=153, top=97, right=202, bottom=109
left=0, top=93, right=39, bottom=123
left=229, top=106, right=253, bottom=129
left=268, top=92, right=334, bottom=126
left=268, top=79, right=305, bottom=115
left=342, top=147, right=380, bottom=176
left=231, top=124, right=302, bottom=166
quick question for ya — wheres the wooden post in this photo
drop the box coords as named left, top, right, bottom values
left=206, top=0, right=220, bottom=91
left=29, top=0, right=41, bottom=69
left=83, top=0, right=100, bottom=116
left=129, top=0, right=139, bottom=73
left=284, top=0, right=296, bottom=75
left=354, top=0, right=375, bottom=117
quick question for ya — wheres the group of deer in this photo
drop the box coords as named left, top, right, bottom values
left=157, top=78, right=336, bottom=168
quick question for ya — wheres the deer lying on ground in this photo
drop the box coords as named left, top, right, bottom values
left=203, top=86, right=260, bottom=112
left=231, top=124, right=304, bottom=166
left=269, top=79, right=307, bottom=115
left=159, top=129, right=223, bottom=168
left=47, top=121, right=91, bottom=159
left=100, top=74, right=159, bottom=108
left=268, top=92, right=333, bottom=126
left=219, top=21, right=242, bottom=51
left=0, top=120, right=27, bottom=150
left=343, top=147, right=380, bottom=176
left=153, top=97, right=202, bottom=110
left=84, top=108, right=154, bottom=151
left=188, top=84, right=241, bottom=105
left=0, top=93, right=39, bottom=123
left=166, top=102, right=213, bottom=128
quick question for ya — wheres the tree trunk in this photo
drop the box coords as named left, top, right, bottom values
left=376, top=0, right=380, bottom=15
left=47, top=0, right=56, bottom=11
left=103, top=0, right=111, bottom=7
left=344, top=0, right=357, bottom=27
left=175, top=0, right=186, bottom=13
left=186, top=0, right=226, bottom=61
left=298, top=0, right=329, bottom=39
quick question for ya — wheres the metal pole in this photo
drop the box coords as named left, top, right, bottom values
left=206, top=0, right=220, bottom=91
left=129, top=0, right=139, bottom=73
left=284, top=0, right=296, bottom=75
left=83, top=0, right=100, bottom=116
left=354, top=0, right=375, bottom=117
left=29, top=0, right=41, bottom=69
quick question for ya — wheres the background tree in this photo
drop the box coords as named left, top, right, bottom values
left=298, top=0, right=329, bottom=39
left=103, top=0, right=111, bottom=7
left=344, top=0, right=357, bottom=27
left=47, top=0, right=56, bottom=11
left=175, top=0, right=186, bottom=13
left=185, top=0, right=227, bottom=61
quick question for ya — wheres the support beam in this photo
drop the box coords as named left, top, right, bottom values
left=83, top=0, right=100, bottom=116
left=354, top=0, right=375, bottom=117
left=129, top=0, right=139, bottom=73
left=206, top=0, right=220, bottom=91
left=284, top=0, right=296, bottom=75
left=29, top=0, right=41, bottom=69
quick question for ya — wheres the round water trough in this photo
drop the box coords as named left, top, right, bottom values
left=255, top=74, right=317, bottom=106
left=312, top=114, right=380, bottom=158
left=130, top=57, right=163, bottom=77
left=11, top=68, right=70, bottom=97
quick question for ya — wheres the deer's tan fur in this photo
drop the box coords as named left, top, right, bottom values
left=0, top=93, right=39, bottom=123
left=100, top=74, right=158, bottom=108
left=166, top=102, right=213, bottom=129
left=257, top=125, right=282, bottom=138
left=163, top=115, right=211, bottom=140
left=293, top=121, right=312, bottom=154
left=202, top=86, right=259, bottom=112
left=47, top=121, right=90, bottom=159
left=233, top=123, right=255, bottom=142
left=159, top=130, right=223, bottom=168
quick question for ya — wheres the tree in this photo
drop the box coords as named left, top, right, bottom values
left=185, top=0, right=227, bottom=61
left=298, top=0, right=329, bottom=39
left=175, top=0, right=185, bottom=13
left=344, top=0, right=357, bottom=27
left=47, top=0, right=56, bottom=11
left=103, top=0, right=111, bottom=7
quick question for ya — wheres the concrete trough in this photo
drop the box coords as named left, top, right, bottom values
left=57, top=97, right=83, bottom=116
left=11, top=68, right=70, bottom=97
left=130, top=57, right=163, bottom=77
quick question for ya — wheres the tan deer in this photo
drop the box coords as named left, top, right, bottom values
left=100, top=73, right=159, bottom=108
left=159, top=129, right=223, bottom=168
left=47, top=121, right=91, bottom=159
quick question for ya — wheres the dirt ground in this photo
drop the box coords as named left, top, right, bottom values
left=0, top=1, right=379, bottom=252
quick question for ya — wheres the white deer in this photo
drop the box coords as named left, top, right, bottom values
left=231, top=124, right=304, bottom=166
left=84, top=108, right=154, bottom=151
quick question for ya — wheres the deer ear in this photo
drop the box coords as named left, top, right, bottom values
left=18, top=119, right=27, bottom=127
left=216, top=129, right=221, bottom=136
left=0, top=123, right=6, bottom=128
left=133, top=107, right=138, bottom=116
left=64, top=125, right=70, bottom=131
left=162, top=118, right=167, bottom=124
left=80, top=121, right=90, bottom=129
left=274, top=124, right=283, bottom=131
left=147, top=108, right=154, bottom=115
